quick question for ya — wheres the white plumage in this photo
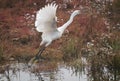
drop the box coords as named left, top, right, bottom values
left=28, top=3, right=80, bottom=65
left=35, top=3, right=58, bottom=32
left=35, top=3, right=80, bottom=47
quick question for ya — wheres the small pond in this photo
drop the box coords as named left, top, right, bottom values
left=0, top=56, right=120, bottom=81
left=0, top=60, right=87, bottom=81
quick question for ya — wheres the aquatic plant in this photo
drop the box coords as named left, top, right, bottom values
left=110, top=37, right=120, bottom=53
left=0, top=45, right=3, bottom=61
left=62, top=37, right=81, bottom=61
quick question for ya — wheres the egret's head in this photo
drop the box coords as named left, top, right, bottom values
left=71, top=10, right=80, bottom=17
left=73, top=10, right=80, bottom=14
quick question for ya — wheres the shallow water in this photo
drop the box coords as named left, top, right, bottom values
left=0, top=62, right=87, bottom=81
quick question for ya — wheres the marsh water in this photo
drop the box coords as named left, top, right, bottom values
left=0, top=56, right=120, bottom=81
left=0, top=60, right=87, bottom=81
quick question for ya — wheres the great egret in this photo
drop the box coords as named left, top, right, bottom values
left=29, top=3, right=80, bottom=65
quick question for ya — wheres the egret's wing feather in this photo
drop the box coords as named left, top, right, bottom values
left=35, top=3, right=58, bottom=32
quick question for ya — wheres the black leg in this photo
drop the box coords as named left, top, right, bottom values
left=28, top=46, right=46, bottom=67
left=35, top=46, right=46, bottom=59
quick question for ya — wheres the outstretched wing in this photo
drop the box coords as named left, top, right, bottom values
left=35, top=3, right=58, bottom=32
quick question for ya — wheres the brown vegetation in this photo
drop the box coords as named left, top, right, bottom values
left=0, top=0, right=120, bottom=63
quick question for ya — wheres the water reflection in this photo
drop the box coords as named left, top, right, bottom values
left=0, top=57, right=120, bottom=81
left=0, top=61, right=87, bottom=81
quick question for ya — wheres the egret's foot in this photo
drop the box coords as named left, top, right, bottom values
left=28, top=57, right=37, bottom=67
left=38, top=57, right=45, bottom=62
left=28, top=56, right=45, bottom=67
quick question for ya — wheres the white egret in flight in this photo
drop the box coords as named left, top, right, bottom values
left=29, top=3, right=80, bottom=65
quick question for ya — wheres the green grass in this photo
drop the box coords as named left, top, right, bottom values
left=62, top=38, right=81, bottom=61
left=0, top=45, right=3, bottom=61
left=110, top=38, right=120, bottom=52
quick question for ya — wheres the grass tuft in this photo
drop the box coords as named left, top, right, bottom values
left=62, top=37, right=81, bottom=61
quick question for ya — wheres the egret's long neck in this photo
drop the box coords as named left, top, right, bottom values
left=57, top=13, right=77, bottom=34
